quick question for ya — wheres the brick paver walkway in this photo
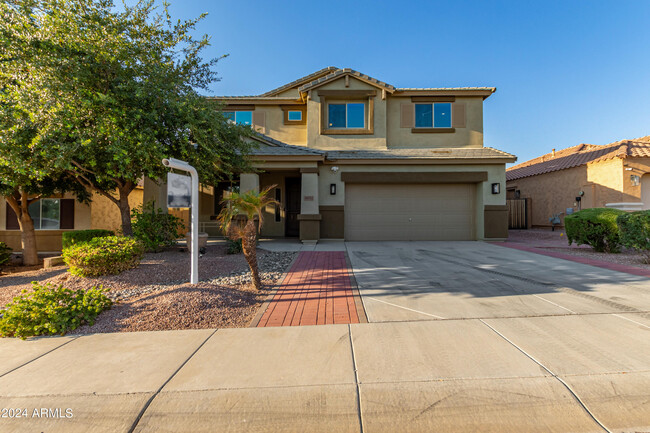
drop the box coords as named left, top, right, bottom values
left=257, top=251, right=360, bottom=327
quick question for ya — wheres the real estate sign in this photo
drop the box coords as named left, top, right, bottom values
left=167, top=172, right=192, bottom=208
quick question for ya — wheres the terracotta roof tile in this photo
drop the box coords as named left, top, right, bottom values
left=507, top=136, right=650, bottom=181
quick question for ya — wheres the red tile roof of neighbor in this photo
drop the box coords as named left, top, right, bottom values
left=506, top=136, right=650, bottom=181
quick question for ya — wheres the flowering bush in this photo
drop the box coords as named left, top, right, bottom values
left=63, top=236, right=144, bottom=277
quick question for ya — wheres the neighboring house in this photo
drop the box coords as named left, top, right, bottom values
left=506, top=136, right=650, bottom=228
left=1, top=66, right=517, bottom=252
left=182, top=66, right=516, bottom=242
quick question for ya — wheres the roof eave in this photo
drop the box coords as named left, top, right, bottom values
left=393, top=88, right=496, bottom=99
left=325, top=157, right=516, bottom=165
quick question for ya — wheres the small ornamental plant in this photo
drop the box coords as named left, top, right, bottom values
left=0, top=283, right=112, bottom=339
left=63, top=236, right=144, bottom=277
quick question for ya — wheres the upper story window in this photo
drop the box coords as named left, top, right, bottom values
left=224, top=111, right=252, bottom=126
left=29, top=199, right=60, bottom=230
left=328, top=103, right=365, bottom=129
left=287, top=110, right=302, bottom=121
left=415, top=103, right=451, bottom=128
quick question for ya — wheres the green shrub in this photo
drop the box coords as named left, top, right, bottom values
left=0, top=282, right=112, bottom=339
left=226, top=238, right=242, bottom=254
left=131, top=201, right=184, bottom=252
left=617, top=210, right=650, bottom=262
left=62, top=229, right=114, bottom=249
left=565, top=208, right=627, bottom=253
left=63, top=236, right=144, bottom=277
left=0, top=242, right=12, bottom=266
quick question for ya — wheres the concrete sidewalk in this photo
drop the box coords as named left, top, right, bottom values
left=1, top=317, right=648, bottom=432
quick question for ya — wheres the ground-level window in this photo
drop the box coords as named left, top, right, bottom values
left=415, top=103, right=451, bottom=128
left=328, top=103, right=365, bottom=128
left=29, top=199, right=60, bottom=230
left=224, top=111, right=252, bottom=126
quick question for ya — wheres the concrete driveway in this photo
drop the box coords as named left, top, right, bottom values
left=346, top=241, right=650, bottom=321
left=346, top=241, right=650, bottom=432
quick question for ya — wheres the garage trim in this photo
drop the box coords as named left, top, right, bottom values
left=341, top=171, right=488, bottom=183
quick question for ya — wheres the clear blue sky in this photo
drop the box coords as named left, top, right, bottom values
left=141, top=0, right=650, bottom=165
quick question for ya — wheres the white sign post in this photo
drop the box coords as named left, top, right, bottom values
left=163, top=158, right=199, bottom=284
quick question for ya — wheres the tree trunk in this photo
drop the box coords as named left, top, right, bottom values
left=6, top=193, right=39, bottom=266
left=19, top=212, right=39, bottom=266
left=118, top=186, right=133, bottom=236
left=241, top=219, right=261, bottom=290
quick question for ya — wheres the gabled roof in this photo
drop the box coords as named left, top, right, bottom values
left=259, top=67, right=338, bottom=97
left=214, top=67, right=496, bottom=100
left=506, top=136, right=650, bottom=181
left=298, top=68, right=397, bottom=93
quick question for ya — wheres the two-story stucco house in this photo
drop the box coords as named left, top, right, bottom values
left=0, top=66, right=517, bottom=253
left=198, top=67, right=516, bottom=242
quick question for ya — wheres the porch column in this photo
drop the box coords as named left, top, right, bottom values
left=240, top=173, right=259, bottom=194
left=298, top=168, right=321, bottom=242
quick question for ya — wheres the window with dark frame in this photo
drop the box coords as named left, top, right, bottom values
left=414, top=103, right=451, bottom=128
left=224, top=111, right=252, bottom=125
left=328, top=103, right=365, bottom=128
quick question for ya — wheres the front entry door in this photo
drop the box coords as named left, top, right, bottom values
left=285, top=177, right=301, bottom=237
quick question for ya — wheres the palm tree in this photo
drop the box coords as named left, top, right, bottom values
left=217, top=185, right=278, bottom=290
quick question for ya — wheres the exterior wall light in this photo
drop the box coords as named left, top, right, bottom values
left=631, top=174, right=641, bottom=186
left=330, top=184, right=337, bottom=195
left=491, top=183, right=500, bottom=194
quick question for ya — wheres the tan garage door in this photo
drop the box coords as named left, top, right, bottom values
left=345, top=183, right=476, bottom=241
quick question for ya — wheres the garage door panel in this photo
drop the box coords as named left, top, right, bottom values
left=345, top=183, right=475, bottom=241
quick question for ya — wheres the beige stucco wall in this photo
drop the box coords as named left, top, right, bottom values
left=90, top=188, right=144, bottom=233
left=253, top=105, right=307, bottom=145
left=386, top=96, right=483, bottom=149
left=305, top=77, right=388, bottom=150
left=619, top=157, right=650, bottom=205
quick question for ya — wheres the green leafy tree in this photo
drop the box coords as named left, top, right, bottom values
left=0, top=2, right=91, bottom=264
left=218, top=186, right=278, bottom=290
left=1, top=0, right=252, bottom=238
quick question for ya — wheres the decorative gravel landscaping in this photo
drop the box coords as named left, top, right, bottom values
left=0, top=246, right=296, bottom=333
